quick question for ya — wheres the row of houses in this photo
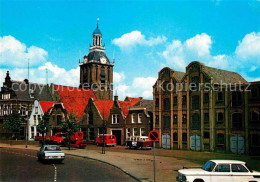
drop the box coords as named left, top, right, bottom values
left=0, top=72, right=153, bottom=145
left=153, top=61, right=260, bottom=155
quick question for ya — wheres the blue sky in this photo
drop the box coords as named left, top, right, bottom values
left=1, top=0, right=260, bottom=99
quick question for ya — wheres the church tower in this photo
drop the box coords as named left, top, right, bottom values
left=79, top=20, right=114, bottom=100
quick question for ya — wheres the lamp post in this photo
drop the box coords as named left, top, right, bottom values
left=102, top=108, right=105, bottom=154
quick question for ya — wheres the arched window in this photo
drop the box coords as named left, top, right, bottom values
left=100, top=67, right=105, bottom=84
left=232, top=113, right=243, bottom=130
left=163, top=98, right=170, bottom=111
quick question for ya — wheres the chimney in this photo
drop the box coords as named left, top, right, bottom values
left=114, top=95, right=118, bottom=101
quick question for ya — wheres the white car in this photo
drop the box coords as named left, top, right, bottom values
left=177, top=160, right=260, bottom=182
left=37, top=145, right=65, bottom=162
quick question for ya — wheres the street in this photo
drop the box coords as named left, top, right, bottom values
left=0, top=148, right=137, bottom=182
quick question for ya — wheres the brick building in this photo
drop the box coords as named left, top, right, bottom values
left=153, top=61, right=260, bottom=155
left=0, top=71, right=53, bottom=139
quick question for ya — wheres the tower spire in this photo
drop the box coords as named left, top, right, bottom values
left=97, top=18, right=99, bottom=28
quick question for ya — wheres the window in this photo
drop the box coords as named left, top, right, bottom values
left=140, top=128, right=145, bottom=136
left=155, top=115, right=159, bottom=124
left=38, top=115, right=41, bottom=123
left=182, top=114, right=187, bottom=123
left=133, top=128, right=138, bottom=136
left=0, top=105, right=2, bottom=116
left=217, top=112, right=224, bottom=122
left=138, top=113, right=142, bottom=123
left=163, top=116, right=170, bottom=129
left=173, top=132, right=178, bottom=141
left=204, top=132, right=210, bottom=139
left=232, top=92, right=242, bottom=107
left=251, top=134, right=260, bottom=146
left=232, top=113, right=243, bottom=130
left=31, top=127, right=34, bottom=139
left=192, top=95, right=200, bottom=109
left=2, top=93, right=10, bottom=100
left=204, top=113, right=209, bottom=124
left=231, top=164, right=248, bottom=172
left=182, top=133, right=187, bottom=143
left=57, top=115, right=62, bottom=125
left=217, top=133, right=225, bottom=145
left=33, top=115, right=37, bottom=125
left=35, top=107, right=38, bottom=114
left=251, top=87, right=258, bottom=98
left=173, top=96, right=177, bottom=106
left=163, top=81, right=170, bottom=93
left=163, top=98, right=170, bottom=110
left=100, top=68, right=105, bottom=84
left=217, top=92, right=223, bottom=101
left=191, top=76, right=199, bottom=91
left=112, top=114, right=119, bottom=124
left=215, top=164, right=230, bottom=172
left=173, top=114, right=178, bottom=123
left=182, top=95, right=186, bottom=105
left=126, top=128, right=131, bottom=138
left=131, top=113, right=136, bottom=123
left=192, top=114, right=200, bottom=129
left=204, top=93, right=209, bottom=103
left=89, top=112, right=93, bottom=125
left=251, top=110, right=259, bottom=121
left=21, top=105, right=26, bottom=116
left=155, top=98, right=159, bottom=107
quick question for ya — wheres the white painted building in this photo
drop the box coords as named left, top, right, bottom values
left=28, top=100, right=55, bottom=141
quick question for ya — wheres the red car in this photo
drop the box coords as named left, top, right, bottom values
left=95, top=134, right=116, bottom=147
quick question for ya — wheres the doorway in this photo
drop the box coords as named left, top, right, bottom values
left=112, top=130, right=122, bottom=145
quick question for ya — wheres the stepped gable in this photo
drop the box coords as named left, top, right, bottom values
left=54, top=84, right=96, bottom=118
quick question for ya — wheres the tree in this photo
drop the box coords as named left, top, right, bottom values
left=37, top=113, right=51, bottom=146
left=60, top=113, right=81, bottom=150
left=4, top=110, right=22, bottom=140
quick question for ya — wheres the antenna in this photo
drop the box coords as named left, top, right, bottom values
left=113, top=49, right=115, bottom=64
left=27, top=58, right=30, bottom=81
left=46, top=68, right=48, bottom=85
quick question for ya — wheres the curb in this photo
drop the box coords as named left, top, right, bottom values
left=0, top=145, right=141, bottom=182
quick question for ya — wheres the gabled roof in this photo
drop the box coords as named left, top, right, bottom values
left=130, top=99, right=153, bottom=112
left=118, top=99, right=141, bottom=117
left=39, top=101, right=56, bottom=114
left=11, top=80, right=53, bottom=101
left=93, top=99, right=114, bottom=121
left=124, top=97, right=142, bottom=105
left=203, top=66, right=247, bottom=84
left=54, top=84, right=96, bottom=119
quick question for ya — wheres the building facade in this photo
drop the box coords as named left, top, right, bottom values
left=79, top=22, right=114, bottom=100
left=153, top=61, right=260, bottom=155
left=0, top=71, right=53, bottom=139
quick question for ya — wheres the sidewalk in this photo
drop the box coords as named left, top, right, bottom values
left=0, top=143, right=198, bottom=182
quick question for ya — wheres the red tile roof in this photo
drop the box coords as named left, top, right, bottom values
left=119, top=99, right=141, bottom=117
left=126, top=97, right=141, bottom=105
left=54, top=84, right=96, bottom=119
left=93, top=99, right=114, bottom=120
left=40, top=101, right=56, bottom=114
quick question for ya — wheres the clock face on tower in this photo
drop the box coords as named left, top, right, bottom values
left=100, top=57, right=107, bottom=64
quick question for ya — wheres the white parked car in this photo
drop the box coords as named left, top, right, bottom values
left=177, top=160, right=260, bottom=182
left=37, top=145, right=65, bottom=162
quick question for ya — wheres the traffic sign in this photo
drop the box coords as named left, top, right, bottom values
left=148, top=130, right=160, bottom=142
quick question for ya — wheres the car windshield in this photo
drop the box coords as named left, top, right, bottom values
left=202, top=161, right=216, bottom=171
left=44, top=146, right=61, bottom=151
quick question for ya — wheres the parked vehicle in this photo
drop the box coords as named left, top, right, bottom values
left=37, top=145, right=65, bottom=162
left=126, top=136, right=152, bottom=150
left=95, top=134, right=116, bottom=146
left=35, top=132, right=66, bottom=145
left=69, top=132, right=86, bottom=148
left=35, top=132, right=86, bottom=148
left=176, top=160, right=260, bottom=182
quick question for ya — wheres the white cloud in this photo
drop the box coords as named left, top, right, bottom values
left=249, top=66, right=258, bottom=72
left=185, top=33, right=212, bottom=57
left=112, top=31, right=166, bottom=50
left=0, top=35, right=48, bottom=67
left=113, top=72, right=125, bottom=83
left=132, top=77, right=157, bottom=98
left=0, top=62, right=80, bottom=88
left=208, top=55, right=229, bottom=69
left=235, top=32, right=260, bottom=60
